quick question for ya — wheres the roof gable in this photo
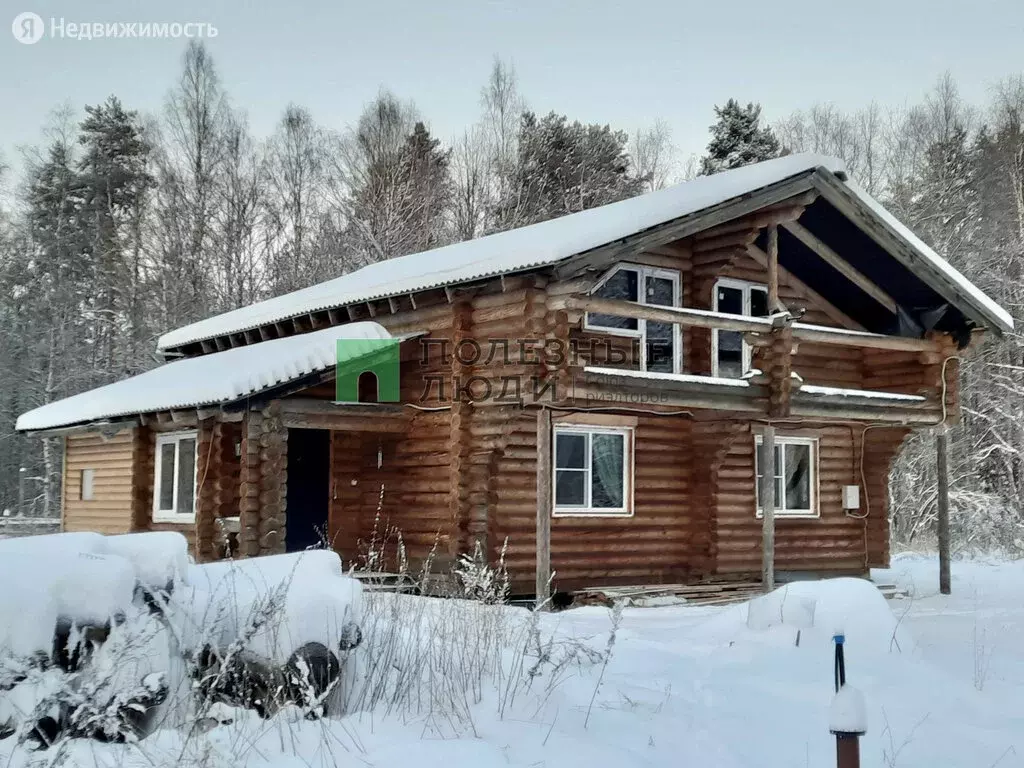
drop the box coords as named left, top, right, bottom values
left=157, top=154, right=846, bottom=353
left=155, top=153, right=1011, bottom=354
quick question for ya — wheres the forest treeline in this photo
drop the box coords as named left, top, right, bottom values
left=1, top=43, right=1022, bottom=553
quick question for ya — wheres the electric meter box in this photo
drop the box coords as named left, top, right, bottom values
left=842, top=485, right=860, bottom=510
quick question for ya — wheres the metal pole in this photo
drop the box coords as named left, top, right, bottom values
left=936, top=429, right=951, bottom=595
left=17, top=467, right=27, bottom=517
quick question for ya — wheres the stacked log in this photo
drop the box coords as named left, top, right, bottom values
left=238, top=404, right=288, bottom=558
left=194, top=420, right=219, bottom=562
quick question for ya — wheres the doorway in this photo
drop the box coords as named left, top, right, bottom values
left=285, top=428, right=331, bottom=553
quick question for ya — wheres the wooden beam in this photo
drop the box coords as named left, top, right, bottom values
left=760, top=425, right=775, bottom=591
left=561, top=295, right=935, bottom=351
left=365, top=302, right=377, bottom=318
left=767, top=224, right=781, bottom=312
left=535, top=407, right=552, bottom=608
left=346, top=306, right=358, bottom=322
left=746, top=245, right=864, bottom=331
left=692, top=198, right=815, bottom=240
left=783, top=221, right=898, bottom=314
left=553, top=174, right=818, bottom=279
left=936, top=428, right=951, bottom=594
left=278, top=399, right=411, bottom=432
left=388, top=297, right=399, bottom=314
left=693, top=230, right=758, bottom=253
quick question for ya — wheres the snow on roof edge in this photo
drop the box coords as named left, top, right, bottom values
left=157, top=152, right=1012, bottom=352
left=17, top=322, right=415, bottom=433
left=157, top=154, right=845, bottom=351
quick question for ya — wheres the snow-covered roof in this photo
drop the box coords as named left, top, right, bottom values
left=157, top=154, right=847, bottom=352
left=156, top=152, right=1012, bottom=353
left=17, top=321, right=406, bottom=432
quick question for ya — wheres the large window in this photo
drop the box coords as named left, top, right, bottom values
left=553, top=426, right=632, bottom=516
left=153, top=431, right=197, bottom=523
left=585, top=264, right=682, bottom=373
left=754, top=435, right=818, bottom=517
left=713, top=278, right=768, bottom=378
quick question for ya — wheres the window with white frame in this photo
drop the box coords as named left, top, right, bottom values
left=754, top=434, right=818, bottom=517
left=585, top=264, right=682, bottom=373
left=553, top=425, right=632, bottom=516
left=153, top=431, right=197, bottom=522
left=712, top=278, right=768, bottom=378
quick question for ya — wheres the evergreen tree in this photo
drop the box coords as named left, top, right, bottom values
left=396, top=122, right=452, bottom=253
left=343, top=96, right=453, bottom=262
left=699, top=99, right=781, bottom=175
left=77, top=96, right=155, bottom=375
left=493, top=111, right=647, bottom=228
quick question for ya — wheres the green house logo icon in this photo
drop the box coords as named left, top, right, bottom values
left=336, top=338, right=400, bottom=403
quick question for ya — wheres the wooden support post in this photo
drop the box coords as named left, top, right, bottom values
left=936, top=428, right=951, bottom=595
left=835, top=733, right=861, bottom=768
left=535, top=407, right=552, bottom=608
left=761, top=425, right=776, bottom=591
left=767, top=224, right=781, bottom=312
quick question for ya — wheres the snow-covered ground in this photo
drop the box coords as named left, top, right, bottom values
left=3, top=554, right=1023, bottom=767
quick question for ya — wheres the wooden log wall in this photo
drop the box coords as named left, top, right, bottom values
left=716, top=424, right=877, bottom=576
left=193, top=421, right=241, bottom=562
left=862, top=427, right=912, bottom=566
left=491, top=413, right=701, bottom=594
left=238, top=405, right=287, bottom=557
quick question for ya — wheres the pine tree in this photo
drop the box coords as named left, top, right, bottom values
left=699, top=99, right=781, bottom=175
left=396, top=122, right=452, bottom=253
left=77, top=96, right=155, bottom=376
left=493, top=111, right=648, bottom=229
left=343, top=96, right=453, bottom=262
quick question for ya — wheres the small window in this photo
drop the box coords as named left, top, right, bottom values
left=80, top=469, right=95, bottom=501
left=153, top=431, right=197, bottom=522
left=553, top=426, right=632, bottom=516
left=713, top=278, right=769, bottom=378
left=754, top=435, right=818, bottom=517
left=585, top=264, right=682, bottom=373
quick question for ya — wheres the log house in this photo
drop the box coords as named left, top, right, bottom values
left=17, top=155, right=1012, bottom=596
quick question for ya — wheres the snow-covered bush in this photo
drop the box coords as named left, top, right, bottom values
left=0, top=532, right=365, bottom=749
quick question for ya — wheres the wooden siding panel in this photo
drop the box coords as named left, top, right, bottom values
left=63, top=430, right=136, bottom=535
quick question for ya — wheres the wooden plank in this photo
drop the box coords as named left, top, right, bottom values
left=761, top=425, right=775, bottom=591
left=783, top=220, right=898, bottom=314
left=535, top=407, right=552, bottom=608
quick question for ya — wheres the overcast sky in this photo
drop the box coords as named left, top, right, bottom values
left=2, top=0, right=1023, bottom=177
